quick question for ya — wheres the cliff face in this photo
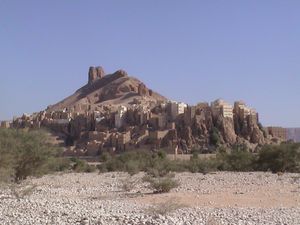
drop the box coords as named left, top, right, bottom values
left=176, top=107, right=266, bottom=151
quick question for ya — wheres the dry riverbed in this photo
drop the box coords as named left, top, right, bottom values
left=0, top=172, right=299, bottom=225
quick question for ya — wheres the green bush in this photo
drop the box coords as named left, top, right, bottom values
left=216, top=145, right=254, bottom=171
left=147, top=176, right=179, bottom=193
left=145, top=157, right=173, bottom=177
left=256, top=143, right=300, bottom=173
left=99, top=150, right=173, bottom=175
left=190, top=152, right=199, bottom=160
left=146, top=167, right=170, bottom=178
left=157, top=150, right=167, bottom=160
left=99, top=150, right=216, bottom=175
left=188, top=156, right=218, bottom=174
left=210, top=127, right=221, bottom=146
left=46, top=157, right=71, bottom=172
left=0, top=128, right=63, bottom=182
left=125, top=160, right=140, bottom=176
left=72, top=158, right=96, bottom=173
left=99, top=152, right=112, bottom=162
left=96, top=143, right=300, bottom=174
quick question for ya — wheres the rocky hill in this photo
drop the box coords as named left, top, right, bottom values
left=8, top=66, right=276, bottom=154
left=47, top=66, right=167, bottom=113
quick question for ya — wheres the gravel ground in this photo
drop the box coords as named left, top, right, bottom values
left=0, top=172, right=299, bottom=225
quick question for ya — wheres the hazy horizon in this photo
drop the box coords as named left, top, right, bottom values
left=1, top=1, right=300, bottom=127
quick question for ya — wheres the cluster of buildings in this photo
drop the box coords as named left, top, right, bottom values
left=0, top=100, right=186, bottom=155
left=210, top=99, right=288, bottom=141
left=0, top=98, right=290, bottom=156
left=211, top=99, right=257, bottom=120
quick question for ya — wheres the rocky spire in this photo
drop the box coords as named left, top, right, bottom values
left=88, top=66, right=105, bottom=84
left=96, top=66, right=105, bottom=79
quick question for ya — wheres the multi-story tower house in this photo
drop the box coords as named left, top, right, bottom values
left=211, top=99, right=233, bottom=119
left=115, top=105, right=127, bottom=129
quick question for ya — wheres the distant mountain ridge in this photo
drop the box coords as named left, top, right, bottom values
left=287, top=128, right=300, bottom=142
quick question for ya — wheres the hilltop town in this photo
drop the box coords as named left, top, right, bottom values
left=0, top=66, right=288, bottom=156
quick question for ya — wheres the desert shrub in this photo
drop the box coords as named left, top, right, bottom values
left=125, top=160, right=140, bottom=176
left=255, top=143, right=300, bottom=173
left=99, top=150, right=217, bottom=175
left=190, top=146, right=201, bottom=155
left=142, top=174, right=154, bottom=183
left=145, top=157, right=173, bottom=177
left=72, top=158, right=96, bottom=173
left=188, top=153, right=218, bottom=174
left=46, top=157, right=71, bottom=172
left=86, top=165, right=97, bottom=173
left=157, top=150, right=167, bottom=159
left=189, top=158, right=218, bottom=174
left=210, top=127, right=221, bottom=146
left=116, top=150, right=153, bottom=172
left=99, top=152, right=112, bottom=162
left=99, top=150, right=174, bottom=175
left=146, top=154, right=190, bottom=175
left=146, top=167, right=170, bottom=178
left=190, top=151, right=199, bottom=160
left=166, top=159, right=189, bottom=172
left=216, top=145, right=254, bottom=171
left=146, top=176, right=179, bottom=193
left=0, top=128, right=63, bottom=182
left=97, top=144, right=300, bottom=174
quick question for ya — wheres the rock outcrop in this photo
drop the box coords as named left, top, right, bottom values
left=175, top=104, right=266, bottom=151
left=47, top=67, right=167, bottom=113
left=216, top=116, right=237, bottom=145
left=138, top=83, right=148, bottom=96
left=113, top=69, right=128, bottom=77
left=88, top=66, right=105, bottom=84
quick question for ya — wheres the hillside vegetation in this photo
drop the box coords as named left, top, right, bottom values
left=0, top=128, right=69, bottom=182
left=0, top=128, right=299, bottom=184
left=99, top=143, right=300, bottom=175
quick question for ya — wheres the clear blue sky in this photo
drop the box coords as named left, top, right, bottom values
left=0, top=1, right=299, bottom=127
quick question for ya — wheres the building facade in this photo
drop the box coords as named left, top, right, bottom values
left=211, top=99, right=233, bottom=119
left=115, top=105, right=127, bottom=128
